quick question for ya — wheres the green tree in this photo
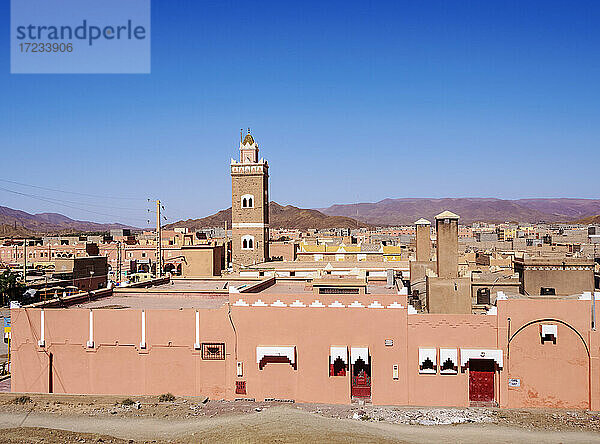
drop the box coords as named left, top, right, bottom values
left=0, top=270, right=25, bottom=306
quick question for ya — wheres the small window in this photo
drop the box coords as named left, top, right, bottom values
left=418, top=348, right=437, bottom=374
left=202, top=342, right=225, bottom=360
left=477, top=288, right=490, bottom=305
left=540, top=324, right=557, bottom=344
left=235, top=381, right=246, bottom=394
left=241, top=194, right=255, bottom=209
left=540, top=287, right=556, bottom=296
left=242, top=235, right=254, bottom=250
left=330, top=357, right=346, bottom=376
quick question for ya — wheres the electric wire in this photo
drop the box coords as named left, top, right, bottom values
left=0, top=178, right=141, bottom=200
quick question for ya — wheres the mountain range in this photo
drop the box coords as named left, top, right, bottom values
left=1, top=197, right=599, bottom=237
left=318, top=198, right=600, bottom=225
left=164, top=202, right=371, bottom=231
left=0, top=206, right=134, bottom=236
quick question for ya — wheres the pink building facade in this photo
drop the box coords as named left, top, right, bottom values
left=10, top=292, right=600, bottom=409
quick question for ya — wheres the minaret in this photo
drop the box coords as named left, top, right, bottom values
left=230, top=129, right=269, bottom=270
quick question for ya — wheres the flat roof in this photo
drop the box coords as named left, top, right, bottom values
left=75, top=295, right=227, bottom=310
left=247, top=261, right=409, bottom=270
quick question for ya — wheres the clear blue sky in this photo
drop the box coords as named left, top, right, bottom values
left=0, top=0, right=599, bottom=227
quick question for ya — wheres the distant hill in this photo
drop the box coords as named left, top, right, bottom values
left=574, top=214, right=600, bottom=225
left=0, top=205, right=135, bottom=236
left=318, top=198, right=600, bottom=225
left=166, top=202, right=370, bottom=230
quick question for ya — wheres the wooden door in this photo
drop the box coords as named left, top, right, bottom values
left=469, top=359, right=494, bottom=403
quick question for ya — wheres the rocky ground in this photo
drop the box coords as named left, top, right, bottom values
left=0, top=393, right=598, bottom=443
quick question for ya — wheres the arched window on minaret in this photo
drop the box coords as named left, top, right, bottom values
left=241, top=194, right=254, bottom=209
left=242, top=235, right=255, bottom=250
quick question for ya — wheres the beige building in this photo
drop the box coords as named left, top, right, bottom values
left=231, top=130, right=269, bottom=270
left=513, top=257, right=595, bottom=296
left=426, top=211, right=471, bottom=314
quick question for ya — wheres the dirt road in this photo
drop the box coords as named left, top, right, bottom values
left=0, top=393, right=598, bottom=443
left=0, top=405, right=599, bottom=443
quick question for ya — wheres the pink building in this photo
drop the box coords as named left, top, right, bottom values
left=10, top=280, right=600, bottom=409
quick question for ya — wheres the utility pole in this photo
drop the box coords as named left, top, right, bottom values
left=23, top=239, right=27, bottom=284
left=224, top=220, right=228, bottom=271
left=116, top=241, right=121, bottom=284
left=156, top=200, right=162, bottom=277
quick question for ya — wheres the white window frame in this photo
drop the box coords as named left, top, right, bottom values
left=241, top=194, right=255, bottom=209
left=419, top=348, right=437, bottom=374
left=241, top=235, right=255, bottom=250
left=439, top=348, right=458, bottom=374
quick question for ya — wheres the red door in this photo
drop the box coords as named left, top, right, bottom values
left=469, top=359, right=494, bottom=404
left=351, top=359, right=371, bottom=399
left=351, top=369, right=371, bottom=398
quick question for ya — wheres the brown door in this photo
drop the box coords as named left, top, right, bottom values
left=351, top=359, right=371, bottom=399
left=469, top=359, right=494, bottom=403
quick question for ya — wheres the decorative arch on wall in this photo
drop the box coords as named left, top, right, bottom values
left=508, top=318, right=589, bottom=358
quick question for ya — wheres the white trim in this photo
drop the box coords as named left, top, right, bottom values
left=419, top=348, right=437, bottom=374
left=350, top=347, right=369, bottom=364
left=310, top=300, right=325, bottom=307
left=460, top=349, right=503, bottom=368
left=439, top=348, right=458, bottom=374
left=252, top=299, right=268, bottom=307
left=194, top=311, right=200, bottom=350
left=348, top=301, right=364, bottom=308
left=139, top=310, right=146, bottom=349
left=256, top=346, right=296, bottom=364
left=38, top=309, right=45, bottom=347
left=233, top=223, right=269, bottom=228
left=86, top=310, right=94, bottom=348
left=290, top=300, right=306, bottom=307
left=330, top=346, right=348, bottom=364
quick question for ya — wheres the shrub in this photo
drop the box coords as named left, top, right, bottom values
left=121, top=398, right=135, bottom=406
left=159, top=393, right=175, bottom=402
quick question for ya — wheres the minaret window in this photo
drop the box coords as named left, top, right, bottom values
left=242, top=235, right=254, bottom=250
left=241, top=194, right=254, bottom=209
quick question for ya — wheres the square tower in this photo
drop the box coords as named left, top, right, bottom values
left=414, top=218, right=431, bottom=262
left=435, top=210, right=459, bottom=278
left=230, top=129, right=269, bottom=270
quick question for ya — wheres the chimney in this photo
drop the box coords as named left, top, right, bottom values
left=414, top=218, right=431, bottom=262
left=435, top=211, right=459, bottom=278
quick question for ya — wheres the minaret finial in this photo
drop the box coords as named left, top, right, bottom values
left=240, top=128, right=243, bottom=143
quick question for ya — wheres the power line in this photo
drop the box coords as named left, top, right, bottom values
left=0, top=186, right=148, bottom=226
left=0, top=178, right=142, bottom=201
left=0, top=186, right=145, bottom=211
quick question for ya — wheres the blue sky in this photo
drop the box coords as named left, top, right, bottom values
left=0, top=0, right=599, bottom=227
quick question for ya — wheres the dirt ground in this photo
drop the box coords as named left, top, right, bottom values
left=0, top=393, right=598, bottom=443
